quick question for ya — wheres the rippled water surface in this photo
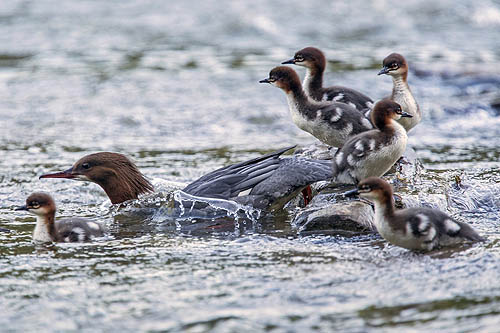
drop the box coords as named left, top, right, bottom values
left=1, top=0, right=500, bottom=331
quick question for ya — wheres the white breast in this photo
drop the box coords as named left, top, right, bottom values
left=374, top=203, right=423, bottom=250
left=33, top=216, right=53, bottom=243
left=354, top=122, right=407, bottom=180
left=286, top=96, right=346, bottom=147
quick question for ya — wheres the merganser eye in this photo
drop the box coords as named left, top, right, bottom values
left=31, top=201, right=40, bottom=209
left=82, top=163, right=91, bottom=170
left=360, top=185, right=370, bottom=191
left=295, top=56, right=304, bottom=62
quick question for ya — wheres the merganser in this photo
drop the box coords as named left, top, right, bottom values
left=15, top=192, right=105, bottom=243
left=39, top=147, right=333, bottom=211
left=378, top=53, right=421, bottom=131
left=260, top=66, right=373, bottom=148
left=344, top=177, right=485, bottom=251
left=282, top=47, right=373, bottom=112
left=332, top=99, right=411, bottom=184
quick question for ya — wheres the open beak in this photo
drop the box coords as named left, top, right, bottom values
left=343, top=188, right=359, bottom=198
left=259, top=78, right=271, bottom=84
left=378, top=67, right=390, bottom=75
left=39, top=167, right=76, bottom=180
left=281, top=58, right=295, bottom=65
left=400, top=111, right=413, bottom=118
left=15, top=205, right=28, bottom=211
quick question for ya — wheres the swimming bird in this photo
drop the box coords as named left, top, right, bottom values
left=15, top=192, right=105, bottom=243
left=260, top=66, right=373, bottom=148
left=282, top=47, right=373, bottom=112
left=332, top=99, right=411, bottom=184
left=378, top=53, right=421, bottom=131
left=39, top=147, right=333, bottom=211
left=344, top=177, right=485, bottom=250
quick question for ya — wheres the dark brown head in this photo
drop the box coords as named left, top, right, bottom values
left=259, top=66, right=303, bottom=93
left=357, top=177, right=394, bottom=207
left=371, top=99, right=412, bottom=130
left=39, top=152, right=154, bottom=204
left=282, top=47, right=326, bottom=71
left=15, top=192, right=56, bottom=218
left=378, top=53, right=408, bottom=77
left=344, top=177, right=393, bottom=205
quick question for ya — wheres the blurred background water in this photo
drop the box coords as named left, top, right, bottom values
left=0, top=0, right=499, bottom=331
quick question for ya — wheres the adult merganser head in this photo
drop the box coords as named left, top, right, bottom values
left=40, top=152, right=154, bottom=204
left=15, top=192, right=105, bottom=243
left=345, top=177, right=485, bottom=251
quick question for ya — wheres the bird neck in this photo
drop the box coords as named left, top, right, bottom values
left=303, top=66, right=324, bottom=101
left=391, top=74, right=410, bottom=97
left=33, top=213, right=56, bottom=243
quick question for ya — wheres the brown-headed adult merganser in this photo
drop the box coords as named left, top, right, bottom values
left=332, top=99, right=411, bottom=184
left=39, top=147, right=333, bottom=211
left=15, top=192, right=105, bottom=243
left=378, top=53, right=421, bottom=132
left=344, top=177, right=485, bottom=251
left=260, top=66, right=373, bottom=148
left=282, top=47, right=373, bottom=112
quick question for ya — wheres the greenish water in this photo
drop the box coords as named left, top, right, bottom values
left=1, top=0, right=500, bottom=331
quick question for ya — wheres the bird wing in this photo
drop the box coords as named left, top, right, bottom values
left=324, top=85, right=373, bottom=111
left=182, top=146, right=296, bottom=199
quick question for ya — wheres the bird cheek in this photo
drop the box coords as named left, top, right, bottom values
left=275, top=81, right=287, bottom=90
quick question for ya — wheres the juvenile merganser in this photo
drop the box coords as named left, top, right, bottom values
left=378, top=53, right=421, bottom=131
left=15, top=192, right=105, bottom=243
left=260, top=66, right=373, bottom=148
left=332, top=99, right=411, bottom=184
left=344, top=177, right=485, bottom=251
left=40, top=147, right=333, bottom=211
left=282, top=47, right=373, bottom=112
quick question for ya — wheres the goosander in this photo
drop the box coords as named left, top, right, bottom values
left=332, top=99, right=411, bottom=184
left=40, top=147, right=333, bottom=211
left=15, top=192, right=105, bottom=243
left=378, top=53, right=421, bottom=131
left=260, top=66, right=373, bottom=148
left=282, top=47, right=373, bottom=112
left=344, top=177, right=485, bottom=251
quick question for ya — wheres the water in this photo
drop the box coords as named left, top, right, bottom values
left=1, top=0, right=500, bottom=331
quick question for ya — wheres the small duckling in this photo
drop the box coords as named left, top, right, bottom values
left=282, top=46, right=373, bottom=112
left=332, top=99, right=411, bottom=184
left=378, top=53, right=421, bottom=131
left=260, top=66, right=373, bottom=148
left=15, top=192, right=105, bottom=243
left=345, top=177, right=485, bottom=251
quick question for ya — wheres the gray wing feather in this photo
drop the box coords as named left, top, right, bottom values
left=183, top=146, right=296, bottom=198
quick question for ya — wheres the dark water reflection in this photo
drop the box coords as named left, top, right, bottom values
left=1, top=0, right=500, bottom=331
